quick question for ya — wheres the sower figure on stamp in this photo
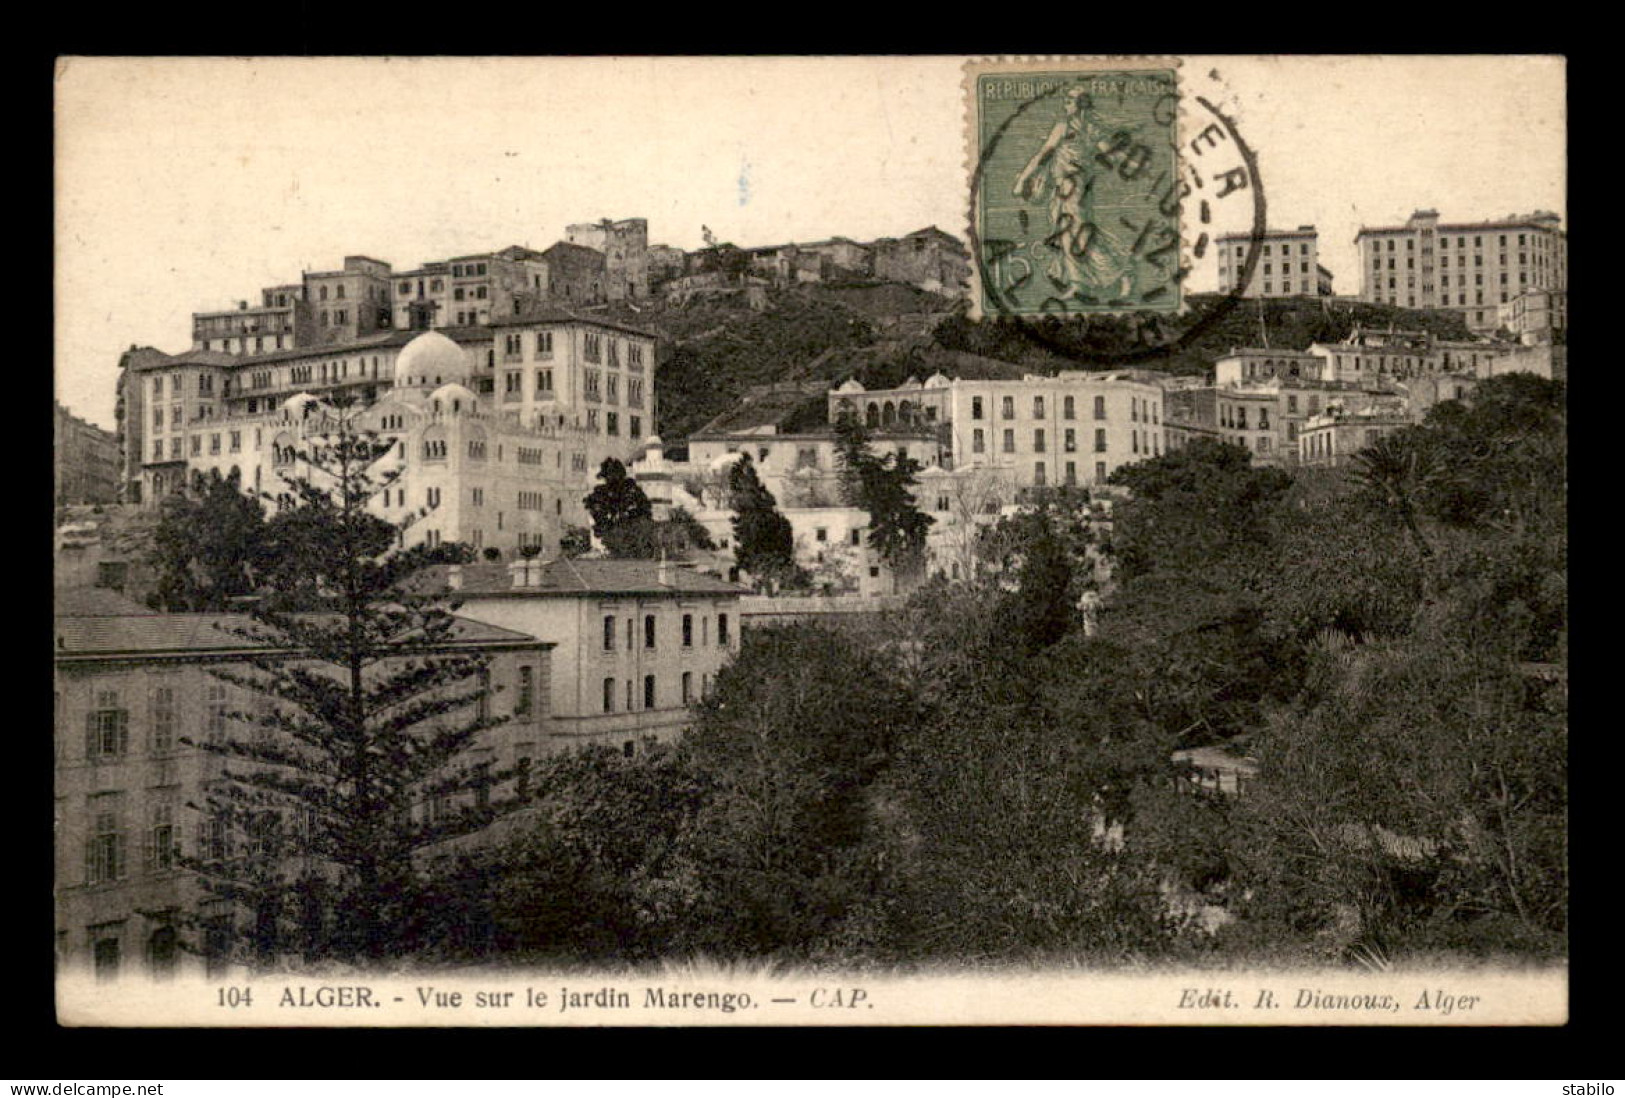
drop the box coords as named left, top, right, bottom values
left=1012, top=86, right=1134, bottom=300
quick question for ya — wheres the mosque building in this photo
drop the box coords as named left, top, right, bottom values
left=119, top=314, right=658, bottom=560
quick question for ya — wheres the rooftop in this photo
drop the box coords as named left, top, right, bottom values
left=125, top=327, right=495, bottom=371
left=53, top=587, right=155, bottom=617
left=423, top=560, right=751, bottom=600
left=54, top=610, right=542, bottom=660
left=486, top=308, right=658, bottom=341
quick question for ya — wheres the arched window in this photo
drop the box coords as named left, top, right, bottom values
left=898, top=400, right=914, bottom=424
left=421, top=427, right=448, bottom=462
left=866, top=403, right=880, bottom=428
left=881, top=401, right=896, bottom=426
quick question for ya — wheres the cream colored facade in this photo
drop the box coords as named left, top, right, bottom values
left=130, top=319, right=658, bottom=560
left=440, top=560, right=747, bottom=750
left=1216, top=226, right=1326, bottom=298
left=1307, top=328, right=1512, bottom=386
left=53, top=607, right=549, bottom=980
left=1355, top=209, right=1567, bottom=333
left=835, top=370, right=1170, bottom=491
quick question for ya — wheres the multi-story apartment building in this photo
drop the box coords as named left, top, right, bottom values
left=53, top=603, right=549, bottom=980
left=1298, top=400, right=1413, bottom=468
left=1355, top=209, right=1567, bottom=333
left=302, top=255, right=394, bottom=345
left=1307, top=327, right=1513, bottom=386
left=1498, top=287, right=1569, bottom=343
left=435, top=559, right=748, bottom=750
left=191, top=256, right=392, bottom=356
left=116, top=316, right=659, bottom=561
left=1213, top=348, right=1329, bottom=387
left=191, top=298, right=311, bottom=357
left=831, top=370, right=1169, bottom=490
left=391, top=246, right=609, bottom=330
left=1216, top=225, right=1328, bottom=298
left=55, top=402, right=121, bottom=505
left=565, top=218, right=650, bottom=301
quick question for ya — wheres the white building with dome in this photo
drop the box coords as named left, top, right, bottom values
left=127, top=313, right=659, bottom=559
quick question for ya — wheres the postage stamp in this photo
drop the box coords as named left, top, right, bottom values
left=964, top=57, right=1269, bottom=362
left=967, top=58, right=1185, bottom=319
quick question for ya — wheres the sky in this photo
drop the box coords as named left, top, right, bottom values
left=55, top=55, right=1566, bottom=431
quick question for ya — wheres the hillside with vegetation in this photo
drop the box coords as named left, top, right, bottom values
left=631, top=285, right=1477, bottom=444
left=409, top=374, right=1566, bottom=969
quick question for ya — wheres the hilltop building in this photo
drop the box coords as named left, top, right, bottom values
left=1216, top=226, right=1330, bottom=299
left=1355, top=209, right=1566, bottom=333
left=565, top=218, right=650, bottom=301
left=872, top=227, right=970, bottom=298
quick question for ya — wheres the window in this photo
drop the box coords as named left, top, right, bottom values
left=972, top=428, right=985, bottom=454
left=86, top=793, right=125, bottom=884
left=971, top=396, right=983, bottom=420
left=1001, top=396, right=1014, bottom=419
left=1033, top=396, right=1045, bottom=419
left=718, top=614, right=731, bottom=646
left=1064, top=428, right=1077, bottom=452
left=682, top=671, right=693, bottom=704
left=146, top=798, right=176, bottom=872
left=206, top=683, right=229, bottom=744
left=516, top=666, right=534, bottom=717
left=85, top=691, right=128, bottom=759
left=1063, top=395, right=1075, bottom=420
left=603, top=678, right=616, bottom=713
left=1034, top=461, right=1046, bottom=486
left=150, top=686, right=176, bottom=754
left=682, top=613, right=694, bottom=647
left=1094, top=429, right=1107, bottom=452
left=1033, top=429, right=1046, bottom=453
left=1093, top=396, right=1106, bottom=420
left=644, top=675, right=656, bottom=709
left=1002, top=429, right=1015, bottom=454
left=644, top=614, right=656, bottom=649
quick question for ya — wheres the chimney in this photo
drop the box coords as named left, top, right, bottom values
left=508, top=560, right=527, bottom=588
left=525, top=558, right=546, bottom=587
left=658, top=557, right=680, bottom=587
left=447, top=564, right=463, bottom=591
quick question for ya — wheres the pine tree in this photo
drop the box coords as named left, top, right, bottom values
left=726, top=454, right=797, bottom=587
left=583, top=458, right=654, bottom=556
left=149, top=468, right=275, bottom=611
left=171, top=405, right=521, bottom=969
left=833, top=409, right=934, bottom=575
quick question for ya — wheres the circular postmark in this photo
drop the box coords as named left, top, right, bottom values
left=967, top=66, right=1267, bottom=365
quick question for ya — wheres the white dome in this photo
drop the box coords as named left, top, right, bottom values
left=394, top=331, right=471, bottom=390
left=429, top=382, right=479, bottom=412
left=837, top=378, right=866, bottom=393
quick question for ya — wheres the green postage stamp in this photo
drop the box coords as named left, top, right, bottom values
left=966, top=58, right=1186, bottom=320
